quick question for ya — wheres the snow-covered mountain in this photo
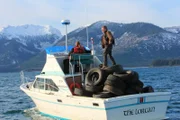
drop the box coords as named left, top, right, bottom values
left=1, top=21, right=180, bottom=71
left=55, top=21, right=180, bottom=66
left=0, top=24, right=61, bottom=37
left=165, top=26, right=180, bottom=34
left=0, top=24, right=62, bottom=72
left=0, top=25, right=62, bottom=47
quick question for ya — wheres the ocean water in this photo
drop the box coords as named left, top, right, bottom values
left=0, top=66, right=180, bottom=120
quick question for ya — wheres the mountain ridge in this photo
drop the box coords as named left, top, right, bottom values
left=0, top=21, right=180, bottom=72
left=0, top=24, right=62, bottom=37
left=56, top=21, right=180, bottom=67
left=0, top=24, right=62, bottom=72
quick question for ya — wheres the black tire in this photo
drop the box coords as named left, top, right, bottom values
left=74, top=88, right=84, bottom=96
left=85, top=68, right=106, bottom=86
left=104, top=64, right=123, bottom=74
left=113, top=70, right=139, bottom=84
left=136, top=80, right=144, bottom=88
left=93, top=91, right=116, bottom=98
left=127, top=85, right=142, bottom=93
left=142, top=86, right=154, bottom=93
left=105, top=74, right=126, bottom=89
left=125, top=88, right=138, bottom=95
left=126, top=80, right=144, bottom=94
left=99, top=64, right=103, bottom=68
left=106, top=74, right=118, bottom=81
left=83, top=90, right=93, bottom=97
left=85, top=84, right=103, bottom=93
left=103, top=84, right=125, bottom=96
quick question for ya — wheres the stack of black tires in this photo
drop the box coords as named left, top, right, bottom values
left=75, top=65, right=154, bottom=98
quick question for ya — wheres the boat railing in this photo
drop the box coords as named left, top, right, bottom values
left=69, top=61, right=76, bottom=87
left=69, top=54, right=95, bottom=84
left=20, top=71, right=35, bottom=90
left=20, top=71, right=32, bottom=84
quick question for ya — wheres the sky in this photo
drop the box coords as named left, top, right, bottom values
left=0, top=0, right=180, bottom=34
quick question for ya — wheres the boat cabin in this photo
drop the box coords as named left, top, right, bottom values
left=30, top=46, right=102, bottom=96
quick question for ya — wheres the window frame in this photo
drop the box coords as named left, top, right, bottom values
left=45, top=78, right=59, bottom=92
left=33, top=77, right=45, bottom=90
left=33, top=77, right=59, bottom=92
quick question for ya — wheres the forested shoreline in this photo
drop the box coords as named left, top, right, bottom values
left=151, top=59, right=180, bottom=66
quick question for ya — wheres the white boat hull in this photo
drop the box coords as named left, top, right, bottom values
left=21, top=84, right=171, bottom=120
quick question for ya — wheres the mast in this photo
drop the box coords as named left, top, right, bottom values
left=86, top=26, right=89, bottom=48
left=61, top=20, right=70, bottom=52
left=85, top=0, right=89, bottom=48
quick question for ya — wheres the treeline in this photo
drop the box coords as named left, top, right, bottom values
left=151, top=58, right=180, bottom=66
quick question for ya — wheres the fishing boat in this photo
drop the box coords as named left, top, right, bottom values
left=20, top=19, right=171, bottom=120
left=20, top=45, right=171, bottom=120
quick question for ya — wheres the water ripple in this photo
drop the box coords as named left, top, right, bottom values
left=0, top=67, right=180, bottom=119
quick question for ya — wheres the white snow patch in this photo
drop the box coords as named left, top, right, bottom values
left=34, top=44, right=41, bottom=50
left=161, top=33, right=177, bottom=39
left=73, top=27, right=85, bottom=33
left=15, top=38, right=27, bottom=46
left=0, top=24, right=62, bottom=38
left=12, top=60, right=16, bottom=65
left=40, top=42, right=52, bottom=50
left=18, top=47, right=35, bottom=54
left=119, top=24, right=124, bottom=27
left=4, top=42, right=10, bottom=46
left=165, top=26, right=180, bottom=34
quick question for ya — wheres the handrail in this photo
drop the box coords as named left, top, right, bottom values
left=69, top=61, right=75, bottom=86
left=68, top=53, right=103, bottom=86
left=20, top=71, right=33, bottom=86
left=79, top=56, right=84, bottom=83
left=47, top=54, right=102, bottom=59
left=69, top=54, right=94, bottom=83
left=20, top=71, right=25, bottom=84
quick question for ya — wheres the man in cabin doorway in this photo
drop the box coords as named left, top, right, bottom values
left=101, top=26, right=116, bottom=69
left=68, top=41, right=85, bottom=56
left=68, top=41, right=86, bottom=73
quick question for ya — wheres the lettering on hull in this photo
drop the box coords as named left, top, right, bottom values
left=123, top=107, right=155, bottom=116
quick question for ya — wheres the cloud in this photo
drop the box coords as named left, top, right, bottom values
left=0, top=0, right=179, bottom=33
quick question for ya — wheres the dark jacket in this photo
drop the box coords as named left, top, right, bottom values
left=101, top=31, right=115, bottom=48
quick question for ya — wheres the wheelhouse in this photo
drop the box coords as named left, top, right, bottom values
left=30, top=46, right=102, bottom=96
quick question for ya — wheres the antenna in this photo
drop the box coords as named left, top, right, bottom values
left=86, top=26, right=89, bottom=48
left=61, top=20, right=70, bottom=52
left=85, top=0, right=89, bottom=48
left=91, top=37, right=94, bottom=51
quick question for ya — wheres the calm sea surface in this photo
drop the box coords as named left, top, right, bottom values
left=0, top=66, right=180, bottom=120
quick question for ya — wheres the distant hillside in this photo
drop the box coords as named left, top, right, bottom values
left=22, top=21, right=180, bottom=70
left=151, top=58, right=180, bottom=67
left=55, top=21, right=180, bottom=66
left=0, top=25, right=62, bottom=72
left=165, top=26, right=180, bottom=34
left=3, top=21, right=180, bottom=71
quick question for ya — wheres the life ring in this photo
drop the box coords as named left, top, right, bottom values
left=70, top=83, right=81, bottom=95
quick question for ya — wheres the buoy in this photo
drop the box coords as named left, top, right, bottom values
left=69, top=83, right=81, bottom=95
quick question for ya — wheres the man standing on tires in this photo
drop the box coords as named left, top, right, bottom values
left=101, top=26, right=116, bottom=69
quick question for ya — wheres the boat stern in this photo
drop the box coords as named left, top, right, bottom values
left=104, top=92, right=171, bottom=120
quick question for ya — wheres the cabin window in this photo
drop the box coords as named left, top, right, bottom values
left=45, top=79, right=59, bottom=92
left=33, top=78, right=45, bottom=90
